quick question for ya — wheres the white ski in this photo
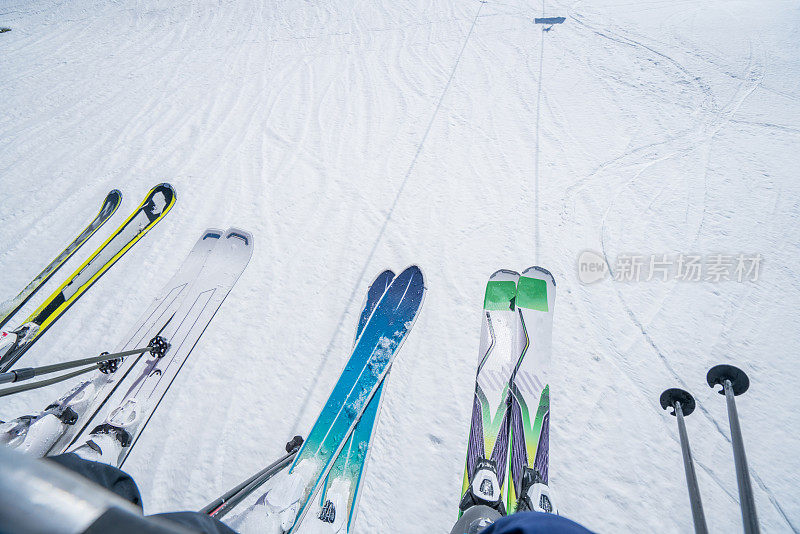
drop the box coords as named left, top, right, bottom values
left=0, top=228, right=223, bottom=456
left=69, top=228, right=254, bottom=466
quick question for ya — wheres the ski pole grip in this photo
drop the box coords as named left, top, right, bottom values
left=11, top=368, right=35, bottom=383
left=0, top=368, right=35, bottom=384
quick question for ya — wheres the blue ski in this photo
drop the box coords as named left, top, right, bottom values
left=309, top=269, right=395, bottom=532
left=257, top=265, right=425, bottom=533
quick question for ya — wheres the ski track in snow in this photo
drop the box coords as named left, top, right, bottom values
left=1, top=0, right=799, bottom=532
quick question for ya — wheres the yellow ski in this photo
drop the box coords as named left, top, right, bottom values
left=0, top=190, right=122, bottom=329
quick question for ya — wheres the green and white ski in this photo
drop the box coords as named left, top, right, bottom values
left=459, top=270, right=521, bottom=516
left=507, top=266, right=555, bottom=513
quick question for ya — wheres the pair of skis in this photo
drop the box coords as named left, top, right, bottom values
left=0, top=184, right=177, bottom=372
left=456, top=267, right=556, bottom=532
left=221, top=266, right=425, bottom=534
left=0, top=227, right=253, bottom=468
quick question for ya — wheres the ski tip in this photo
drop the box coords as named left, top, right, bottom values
left=489, top=269, right=520, bottom=282
left=484, top=270, right=518, bottom=311
left=223, top=228, right=255, bottom=264
left=397, top=265, right=425, bottom=285
left=520, top=266, right=556, bottom=287
left=516, top=267, right=556, bottom=312
left=484, top=279, right=517, bottom=311
left=139, top=183, right=176, bottom=221
left=106, top=189, right=123, bottom=205
left=371, top=269, right=395, bottom=290
left=390, top=266, right=426, bottom=316
left=151, top=182, right=177, bottom=202
left=99, top=190, right=123, bottom=219
left=225, top=227, right=254, bottom=247
left=143, top=183, right=178, bottom=216
left=377, top=268, right=395, bottom=280
left=202, top=228, right=226, bottom=240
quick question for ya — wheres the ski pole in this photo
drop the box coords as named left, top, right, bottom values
left=660, top=388, right=708, bottom=534
left=0, top=335, right=170, bottom=386
left=202, top=435, right=303, bottom=518
left=0, top=366, right=98, bottom=398
left=1, top=348, right=142, bottom=385
left=0, top=336, right=170, bottom=398
left=707, top=364, right=759, bottom=534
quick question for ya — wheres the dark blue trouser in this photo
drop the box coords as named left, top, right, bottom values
left=482, top=511, right=596, bottom=534
left=48, top=453, right=236, bottom=534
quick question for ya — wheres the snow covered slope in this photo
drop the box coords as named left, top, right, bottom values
left=1, top=0, right=798, bottom=531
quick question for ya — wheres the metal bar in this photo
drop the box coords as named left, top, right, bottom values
left=202, top=450, right=296, bottom=518
left=674, top=401, right=709, bottom=534
left=31, top=347, right=148, bottom=376
left=723, top=379, right=760, bottom=534
left=0, top=347, right=149, bottom=385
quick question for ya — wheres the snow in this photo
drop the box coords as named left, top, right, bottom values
left=1, top=0, right=799, bottom=532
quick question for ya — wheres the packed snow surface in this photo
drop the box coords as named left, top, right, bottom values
left=1, top=0, right=799, bottom=532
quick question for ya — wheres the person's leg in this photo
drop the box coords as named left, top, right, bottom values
left=480, top=511, right=595, bottom=534
left=83, top=509, right=239, bottom=534
left=151, top=512, right=238, bottom=534
left=49, top=453, right=237, bottom=534
left=48, top=452, right=142, bottom=507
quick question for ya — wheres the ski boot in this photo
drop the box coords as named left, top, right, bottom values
left=0, top=415, right=35, bottom=447
left=72, top=397, right=141, bottom=466
left=8, top=374, right=113, bottom=457
left=305, top=477, right=350, bottom=534
left=451, top=459, right=506, bottom=534
left=0, top=330, right=18, bottom=360
left=516, top=467, right=557, bottom=514
left=450, top=505, right=503, bottom=534
left=253, top=458, right=319, bottom=532
left=0, top=323, right=39, bottom=357
left=458, top=458, right=507, bottom=515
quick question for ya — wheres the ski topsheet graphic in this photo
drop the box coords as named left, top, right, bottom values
left=0, top=190, right=122, bottom=329
left=68, top=228, right=254, bottom=467
left=307, top=269, right=396, bottom=533
left=0, top=228, right=223, bottom=457
left=0, top=184, right=176, bottom=372
left=507, top=266, right=555, bottom=513
left=460, top=270, right=521, bottom=516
